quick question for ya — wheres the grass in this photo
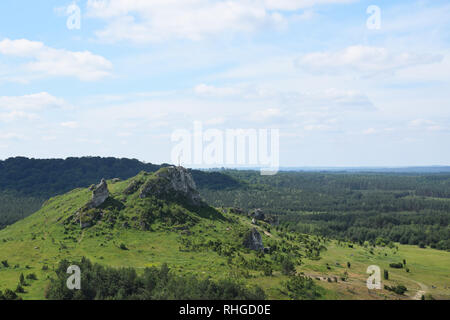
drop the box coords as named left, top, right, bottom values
left=0, top=174, right=449, bottom=300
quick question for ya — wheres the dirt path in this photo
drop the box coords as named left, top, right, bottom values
left=412, top=281, right=428, bottom=300
left=394, top=274, right=428, bottom=300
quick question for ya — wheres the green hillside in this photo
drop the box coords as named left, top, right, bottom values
left=0, top=167, right=449, bottom=300
left=0, top=157, right=242, bottom=230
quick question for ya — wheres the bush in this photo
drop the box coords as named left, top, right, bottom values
left=281, top=258, right=296, bottom=276
left=26, top=273, right=37, bottom=280
left=15, top=284, right=25, bottom=294
left=263, top=265, right=273, bottom=276
left=0, top=289, right=20, bottom=300
left=389, top=263, right=403, bottom=269
left=284, top=275, right=321, bottom=300
left=384, top=284, right=407, bottom=295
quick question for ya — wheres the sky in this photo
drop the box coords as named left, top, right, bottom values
left=0, top=0, right=449, bottom=168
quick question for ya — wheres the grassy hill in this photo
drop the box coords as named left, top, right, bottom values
left=0, top=168, right=449, bottom=300
left=0, top=157, right=242, bottom=230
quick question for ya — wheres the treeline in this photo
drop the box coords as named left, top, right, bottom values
left=45, top=258, right=266, bottom=300
left=0, top=157, right=166, bottom=198
left=199, top=170, right=450, bottom=251
left=280, top=211, right=450, bottom=251
left=0, top=191, right=43, bottom=229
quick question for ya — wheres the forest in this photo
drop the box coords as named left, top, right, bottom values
left=199, top=170, right=450, bottom=251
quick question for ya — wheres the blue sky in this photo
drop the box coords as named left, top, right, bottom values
left=0, top=0, right=449, bottom=167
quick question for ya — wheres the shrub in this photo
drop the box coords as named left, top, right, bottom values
left=284, top=275, right=321, bottom=300
left=263, top=265, right=273, bottom=276
left=281, top=258, right=296, bottom=276
left=26, top=273, right=37, bottom=280
left=0, top=289, right=20, bottom=300
left=384, top=284, right=407, bottom=295
left=389, top=263, right=403, bottom=269
left=15, top=284, right=25, bottom=294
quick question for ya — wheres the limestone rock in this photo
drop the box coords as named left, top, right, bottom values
left=243, top=228, right=264, bottom=251
left=251, top=208, right=265, bottom=221
left=90, top=179, right=109, bottom=208
left=140, top=166, right=203, bottom=205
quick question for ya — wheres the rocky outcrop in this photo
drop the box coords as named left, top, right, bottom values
left=139, top=166, right=203, bottom=206
left=90, top=179, right=109, bottom=208
left=251, top=208, right=265, bottom=221
left=243, top=228, right=264, bottom=251
left=230, top=207, right=246, bottom=215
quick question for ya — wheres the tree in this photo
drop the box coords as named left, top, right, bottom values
left=383, top=270, right=389, bottom=280
left=281, top=259, right=296, bottom=276
left=285, top=275, right=321, bottom=300
left=263, top=265, right=273, bottom=276
left=19, top=273, right=26, bottom=286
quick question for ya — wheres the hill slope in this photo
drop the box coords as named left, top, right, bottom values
left=0, top=167, right=320, bottom=299
left=0, top=157, right=242, bottom=229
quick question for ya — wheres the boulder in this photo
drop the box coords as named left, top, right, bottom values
left=243, top=228, right=264, bottom=251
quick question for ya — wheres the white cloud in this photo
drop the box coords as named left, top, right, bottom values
left=205, top=117, right=226, bottom=125
left=0, top=133, right=25, bottom=140
left=408, top=119, right=447, bottom=132
left=194, top=84, right=242, bottom=97
left=251, top=108, right=284, bottom=122
left=0, top=38, right=112, bottom=81
left=0, top=111, right=38, bottom=122
left=0, top=92, right=67, bottom=111
left=304, top=124, right=333, bottom=131
left=296, top=46, right=443, bottom=76
left=60, top=121, right=79, bottom=129
left=363, top=128, right=376, bottom=135
left=263, top=0, right=355, bottom=11
left=409, top=119, right=435, bottom=127
left=194, top=83, right=374, bottom=111
left=86, top=0, right=353, bottom=43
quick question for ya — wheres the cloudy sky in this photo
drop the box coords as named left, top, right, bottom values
left=0, top=0, right=449, bottom=167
